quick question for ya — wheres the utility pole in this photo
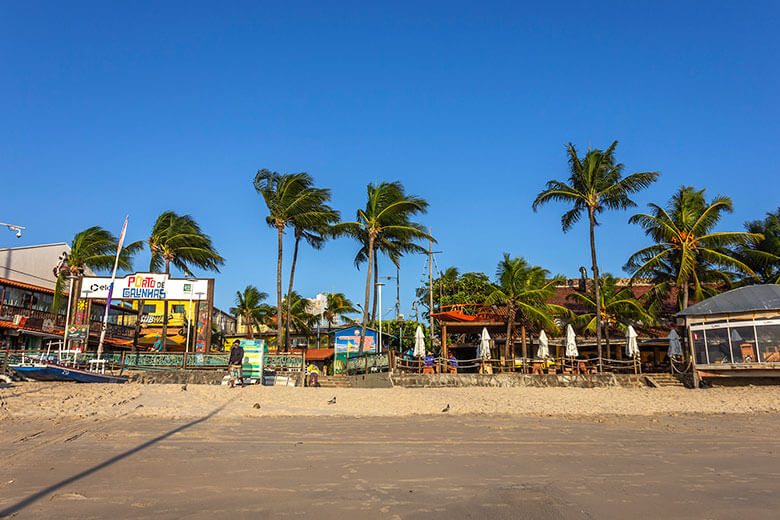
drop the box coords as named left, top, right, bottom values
left=425, top=228, right=442, bottom=346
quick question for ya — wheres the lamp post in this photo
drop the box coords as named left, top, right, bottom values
left=376, top=283, right=385, bottom=353
left=184, top=278, right=197, bottom=366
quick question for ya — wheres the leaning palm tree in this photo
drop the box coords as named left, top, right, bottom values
left=282, top=187, right=339, bottom=351
left=230, top=286, right=272, bottom=340
left=738, top=208, right=780, bottom=284
left=254, top=169, right=329, bottom=350
left=147, top=211, right=224, bottom=349
left=567, top=274, right=655, bottom=359
left=55, top=226, right=142, bottom=319
left=533, top=141, right=658, bottom=370
left=337, top=181, right=432, bottom=353
left=484, top=254, right=567, bottom=370
left=625, top=186, right=762, bottom=310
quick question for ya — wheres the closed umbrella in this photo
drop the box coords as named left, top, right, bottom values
left=478, top=327, right=492, bottom=360
left=667, top=329, right=683, bottom=357
left=730, top=329, right=743, bottom=342
left=537, top=330, right=550, bottom=359
left=626, top=325, right=640, bottom=374
left=565, top=324, right=578, bottom=357
left=413, top=326, right=426, bottom=357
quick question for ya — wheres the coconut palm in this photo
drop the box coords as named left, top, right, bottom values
left=567, top=274, right=655, bottom=359
left=278, top=291, right=317, bottom=344
left=147, top=211, right=224, bottom=350
left=533, top=140, right=659, bottom=370
left=55, top=226, right=142, bottom=318
left=337, top=181, right=432, bottom=353
left=323, top=293, right=358, bottom=333
left=484, top=254, right=567, bottom=370
left=282, top=187, right=339, bottom=351
left=625, top=186, right=762, bottom=310
left=254, top=169, right=331, bottom=350
left=230, top=286, right=272, bottom=340
left=737, top=208, right=780, bottom=284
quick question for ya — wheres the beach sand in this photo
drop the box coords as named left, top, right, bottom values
left=2, top=381, right=780, bottom=420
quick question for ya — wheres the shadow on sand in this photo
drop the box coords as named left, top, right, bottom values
left=0, top=400, right=232, bottom=517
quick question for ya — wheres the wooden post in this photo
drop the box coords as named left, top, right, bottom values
left=442, top=324, right=448, bottom=359
left=686, top=318, right=700, bottom=389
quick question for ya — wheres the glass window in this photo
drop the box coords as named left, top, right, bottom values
left=143, top=304, right=157, bottom=314
left=32, top=293, right=53, bottom=312
left=757, top=324, right=780, bottom=363
left=2, top=287, right=25, bottom=307
left=728, top=325, right=758, bottom=363
left=171, top=304, right=185, bottom=314
left=692, top=329, right=708, bottom=364
left=705, top=327, right=731, bottom=364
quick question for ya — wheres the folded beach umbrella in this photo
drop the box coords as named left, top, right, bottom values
left=625, top=325, right=640, bottom=358
left=730, top=329, right=743, bottom=342
left=537, top=330, right=550, bottom=359
left=478, top=327, right=492, bottom=360
left=413, top=325, right=426, bottom=357
left=667, top=329, right=683, bottom=356
left=565, top=324, right=578, bottom=357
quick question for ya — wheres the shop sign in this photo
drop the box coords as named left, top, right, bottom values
left=80, top=274, right=209, bottom=301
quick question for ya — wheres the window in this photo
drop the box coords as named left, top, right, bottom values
left=171, top=305, right=186, bottom=314
left=705, top=327, right=731, bottom=364
left=143, top=304, right=157, bottom=314
left=757, top=324, right=780, bottom=363
left=728, top=324, right=757, bottom=362
left=691, top=330, right=707, bottom=364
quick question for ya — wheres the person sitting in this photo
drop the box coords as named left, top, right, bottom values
left=423, top=353, right=436, bottom=374
left=447, top=353, right=458, bottom=374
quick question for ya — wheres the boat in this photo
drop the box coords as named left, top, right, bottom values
left=6, top=340, right=128, bottom=384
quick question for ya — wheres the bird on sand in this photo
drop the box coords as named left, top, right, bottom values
left=181, top=384, right=187, bottom=391
left=441, top=404, right=450, bottom=413
left=327, top=397, right=336, bottom=405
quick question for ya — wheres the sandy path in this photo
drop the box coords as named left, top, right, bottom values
left=2, top=382, right=779, bottom=419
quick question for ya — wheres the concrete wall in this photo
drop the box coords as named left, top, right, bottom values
left=347, top=372, right=393, bottom=388
left=127, top=369, right=225, bottom=385
left=390, top=373, right=649, bottom=388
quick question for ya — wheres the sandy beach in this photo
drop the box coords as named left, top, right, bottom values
left=2, top=382, right=780, bottom=420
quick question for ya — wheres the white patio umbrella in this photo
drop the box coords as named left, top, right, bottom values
left=565, top=324, right=578, bottom=358
left=625, top=325, right=640, bottom=358
left=537, top=330, right=550, bottom=359
left=667, top=329, right=683, bottom=356
left=730, top=329, right=743, bottom=342
left=413, top=325, right=426, bottom=357
left=478, top=327, right=492, bottom=360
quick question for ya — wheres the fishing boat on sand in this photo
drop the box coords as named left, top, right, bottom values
left=6, top=340, right=128, bottom=384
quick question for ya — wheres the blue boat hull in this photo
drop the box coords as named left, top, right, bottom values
left=11, top=364, right=128, bottom=383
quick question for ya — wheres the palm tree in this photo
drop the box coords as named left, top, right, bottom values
left=533, top=140, right=658, bottom=371
left=254, top=169, right=330, bottom=351
left=567, top=274, right=654, bottom=359
left=230, top=286, right=272, bottom=340
left=337, top=181, right=432, bottom=353
left=625, top=186, right=762, bottom=310
left=484, top=254, right=567, bottom=370
left=56, top=226, right=142, bottom=320
left=323, top=293, right=358, bottom=334
left=279, top=291, right=317, bottom=345
left=147, top=211, right=224, bottom=350
left=738, top=208, right=780, bottom=283
left=282, top=186, right=339, bottom=351
left=211, top=323, right=227, bottom=351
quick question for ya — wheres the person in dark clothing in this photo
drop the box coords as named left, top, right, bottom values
left=228, top=340, right=245, bottom=388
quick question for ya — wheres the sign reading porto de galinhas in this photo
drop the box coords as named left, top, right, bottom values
left=80, top=273, right=210, bottom=301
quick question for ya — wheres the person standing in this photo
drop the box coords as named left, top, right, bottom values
left=228, top=339, right=245, bottom=388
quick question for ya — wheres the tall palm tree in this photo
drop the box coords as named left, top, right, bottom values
left=738, top=208, right=780, bottom=284
left=230, top=286, right=272, bottom=340
left=484, top=254, right=567, bottom=370
left=323, top=292, right=358, bottom=333
left=625, top=186, right=762, bottom=309
left=279, top=291, right=317, bottom=345
left=55, top=226, right=142, bottom=320
left=533, top=140, right=658, bottom=371
left=282, top=186, right=339, bottom=351
left=147, top=211, right=224, bottom=350
left=337, top=181, right=432, bottom=353
left=567, top=274, right=654, bottom=359
left=254, top=169, right=329, bottom=351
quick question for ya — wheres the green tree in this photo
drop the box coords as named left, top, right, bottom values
left=625, top=186, right=761, bottom=309
left=254, top=169, right=332, bottom=351
left=417, top=271, right=494, bottom=317
left=211, top=323, right=227, bottom=351
left=738, top=208, right=780, bottom=283
left=567, top=274, right=654, bottom=359
left=56, top=226, right=142, bottom=319
left=148, top=211, right=224, bottom=350
left=230, top=286, right=272, bottom=340
left=323, top=292, right=358, bottom=333
left=533, top=141, right=658, bottom=370
left=279, top=291, right=317, bottom=343
left=337, top=181, right=432, bottom=353
left=484, top=254, right=567, bottom=369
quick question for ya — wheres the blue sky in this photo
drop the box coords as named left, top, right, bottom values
left=2, top=1, right=778, bottom=318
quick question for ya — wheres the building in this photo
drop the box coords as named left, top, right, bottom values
left=678, top=284, right=780, bottom=383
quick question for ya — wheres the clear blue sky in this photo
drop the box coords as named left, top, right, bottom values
left=2, top=1, right=778, bottom=318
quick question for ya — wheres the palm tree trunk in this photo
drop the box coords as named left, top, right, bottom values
left=589, top=208, right=603, bottom=373
left=604, top=324, right=611, bottom=364
left=276, top=225, right=284, bottom=351
left=681, top=281, right=689, bottom=310
left=284, top=233, right=301, bottom=351
left=359, top=233, right=375, bottom=355
left=521, top=323, right=528, bottom=374
left=245, top=312, right=254, bottom=340
left=505, top=313, right=513, bottom=371
left=132, top=298, right=144, bottom=353
left=371, top=249, right=379, bottom=326
left=161, top=261, right=170, bottom=352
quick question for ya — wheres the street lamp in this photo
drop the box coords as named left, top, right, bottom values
left=376, top=282, right=385, bottom=353
left=1, top=222, right=25, bottom=239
